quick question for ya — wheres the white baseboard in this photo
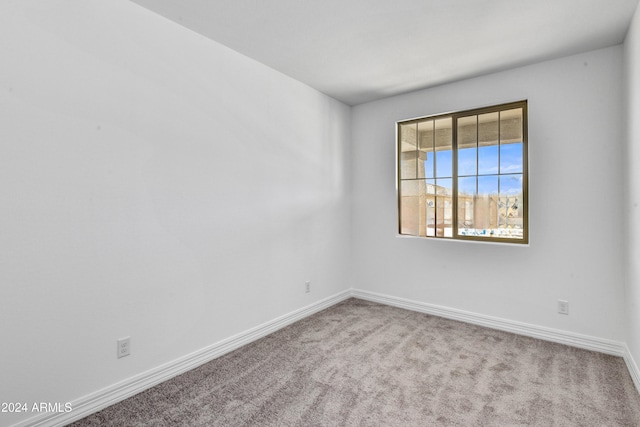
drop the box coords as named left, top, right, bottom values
left=13, top=290, right=352, bottom=427
left=12, top=288, right=637, bottom=426
left=623, top=344, right=640, bottom=394
left=351, top=289, right=627, bottom=357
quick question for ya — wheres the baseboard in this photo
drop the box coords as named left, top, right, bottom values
left=351, top=289, right=626, bottom=357
left=623, top=344, right=640, bottom=393
left=13, top=290, right=352, bottom=427
left=11, top=287, right=635, bottom=426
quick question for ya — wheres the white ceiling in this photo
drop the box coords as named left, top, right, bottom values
left=130, top=0, right=640, bottom=106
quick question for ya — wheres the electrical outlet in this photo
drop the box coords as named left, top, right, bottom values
left=305, top=281, right=311, bottom=293
left=558, top=300, right=569, bottom=315
left=117, top=337, right=131, bottom=358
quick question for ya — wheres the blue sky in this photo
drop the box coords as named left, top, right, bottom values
left=424, top=142, right=523, bottom=196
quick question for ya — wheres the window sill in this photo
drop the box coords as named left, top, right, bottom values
left=395, top=233, right=530, bottom=247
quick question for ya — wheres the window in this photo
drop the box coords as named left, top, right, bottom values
left=397, top=100, right=528, bottom=244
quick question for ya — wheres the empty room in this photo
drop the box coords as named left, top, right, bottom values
left=3, top=0, right=640, bottom=426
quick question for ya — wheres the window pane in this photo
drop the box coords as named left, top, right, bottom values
left=458, top=176, right=476, bottom=232
left=436, top=150, right=452, bottom=178
left=500, top=142, right=523, bottom=174
left=478, top=112, right=499, bottom=175
left=478, top=112, right=499, bottom=146
left=458, top=197, right=475, bottom=233
left=435, top=178, right=452, bottom=237
left=497, top=175, right=524, bottom=239
left=436, top=197, right=453, bottom=237
left=458, top=147, right=477, bottom=176
left=458, top=116, right=477, bottom=176
left=399, top=123, right=417, bottom=179
left=435, top=118, right=452, bottom=178
left=436, top=178, right=452, bottom=196
left=478, top=175, right=498, bottom=196
left=399, top=180, right=419, bottom=235
left=500, top=108, right=523, bottom=174
left=426, top=197, right=436, bottom=236
left=500, top=108, right=523, bottom=144
left=418, top=120, right=434, bottom=179
left=458, top=115, right=477, bottom=149
left=473, top=175, right=499, bottom=236
left=425, top=179, right=437, bottom=195
left=500, top=174, right=522, bottom=196
left=478, top=144, right=499, bottom=175
left=458, top=176, right=476, bottom=196
left=425, top=179, right=436, bottom=237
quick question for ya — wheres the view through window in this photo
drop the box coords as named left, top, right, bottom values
left=397, top=101, right=528, bottom=243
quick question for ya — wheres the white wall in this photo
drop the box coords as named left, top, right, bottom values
left=1, top=1, right=637, bottom=425
left=624, top=3, right=640, bottom=376
left=0, top=1, right=351, bottom=425
left=351, top=46, right=626, bottom=341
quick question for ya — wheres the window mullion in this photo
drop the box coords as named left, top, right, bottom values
left=498, top=111, right=502, bottom=231
left=432, top=120, right=437, bottom=238
left=452, top=114, right=458, bottom=239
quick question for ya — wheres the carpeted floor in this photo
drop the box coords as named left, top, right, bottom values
left=69, top=298, right=640, bottom=426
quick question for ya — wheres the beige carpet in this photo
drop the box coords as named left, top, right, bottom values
left=69, top=298, right=640, bottom=426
